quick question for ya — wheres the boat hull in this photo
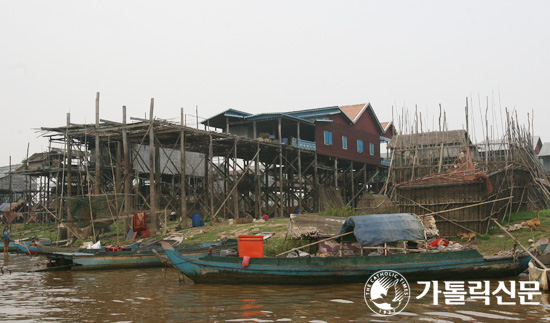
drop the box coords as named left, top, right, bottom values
left=43, top=239, right=237, bottom=271
left=528, top=260, right=550, bottom=290
left=164, top=248, right=531, bottom=284
left=72, top=254, right=162, bottom=270
left=15, top=243, right=39, bottom=255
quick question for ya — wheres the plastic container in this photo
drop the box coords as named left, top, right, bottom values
left=238, top=235, right=264, bottom=258
left=192, top=214, right=201, bottom=227
left=200, top=220, right=205, bottom=227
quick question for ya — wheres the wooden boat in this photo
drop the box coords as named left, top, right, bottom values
left=36, top=242, right=139, bottom=255
left=14, top=238, right=53, bottom=255
left=42, top=239, right=238, bottom=271
left=162, top=243, right=532, bottom=284
left=15, top=243, right=40, bottom=255
left=35, top=244, right=83, bottom=254
left=528, top=254, right=550, bottom=290
left=162, top=214, right=535, bottom=284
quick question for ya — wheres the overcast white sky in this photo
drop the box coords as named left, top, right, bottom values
left=1, top=1, right=549, bottom=166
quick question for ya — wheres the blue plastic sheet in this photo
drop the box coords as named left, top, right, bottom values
left=337, top=213, right=425, bottom=246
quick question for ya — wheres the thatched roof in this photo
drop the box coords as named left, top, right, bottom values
left=389, top=130, right=470, bottom=149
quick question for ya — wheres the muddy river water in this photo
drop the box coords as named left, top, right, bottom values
left=1, top=253, right=550, bottom=322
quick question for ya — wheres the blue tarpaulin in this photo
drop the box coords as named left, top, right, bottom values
left=337, top=213, right=425, bottom=246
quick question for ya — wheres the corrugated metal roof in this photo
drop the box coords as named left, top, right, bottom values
left=0, top=164, right=21, bottom=179
left=244, top=113, right=315, bottom=124
left=538, top=143, right=550, bottom=157
left=200, top=108, right=252, bottom=127
left=286, top=106, right=340, bottom=118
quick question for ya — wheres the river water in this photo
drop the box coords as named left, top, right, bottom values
left=1, top=253, right=550, bottom=322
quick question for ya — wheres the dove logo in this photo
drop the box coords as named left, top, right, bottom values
left=364, top=270, right=410, bottom=316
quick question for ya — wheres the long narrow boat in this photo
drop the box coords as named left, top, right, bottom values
left=162, top=214, right=536, bottom=284
left=162, top=243, right=532, bottom=284
left=14, top=238, right=54, bottom=255
left=42, top=239, right=238, bottom=271
left=15, top=243, right=40, bottom=255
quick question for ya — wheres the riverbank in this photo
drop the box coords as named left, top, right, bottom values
left=6, top=209, right=550, bottom=256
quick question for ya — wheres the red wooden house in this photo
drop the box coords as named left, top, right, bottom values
left=203, top=103, right=390, bottom=169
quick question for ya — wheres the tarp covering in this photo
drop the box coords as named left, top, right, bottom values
left=337, top=213, right=425, bottom=247
left=64, top=194, right=124, bottom=224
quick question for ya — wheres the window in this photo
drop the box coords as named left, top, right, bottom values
left=342, top=136, right=347, bottom=149
left=324, top=131, right=333, bottom=145
left=370, top=143, right=374, bottom=156
left=357, top=140, right=363, bottom=153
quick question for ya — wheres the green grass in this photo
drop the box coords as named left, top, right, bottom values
left=472, top=209, right=550, bottom=255
left=321, top=205, right=359, bottom=217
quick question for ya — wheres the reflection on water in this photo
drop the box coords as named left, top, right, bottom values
left=1, top=253, right=550, bottom=322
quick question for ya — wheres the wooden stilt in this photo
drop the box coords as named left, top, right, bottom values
left=149, top=98, right=158, bottom=233
left=180, top=108, right=187, bottom=227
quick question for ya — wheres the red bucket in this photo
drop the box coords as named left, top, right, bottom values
left=238, top=235, right=264, bottom=258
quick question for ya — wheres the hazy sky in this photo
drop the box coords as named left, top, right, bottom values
left=1, top=1, right=549, bottom=166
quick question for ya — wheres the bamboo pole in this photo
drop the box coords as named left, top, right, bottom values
left=314, top=153, right=319, bottom=212
left=492, top=219, right=548, bottom=270
left=209, top=134, right=214, bottom=219
left=8, top=156, right=12, bottom=204
left=94, top=92, right=101, bottom=195
left=255, top=142, right=261, bottom=218
left=41, top=206, right=84, bottom=241
left=122, top=106, right=132, bottom=230
left=422, top=196, right=513, bottom=217
left=398, top=194, right=513, bottom=234
left=297, top=122, right=303, bottom=214
left=180, top=108, right=187, bottom=227
left=211, top=150, right=260, bottom=220
left=233, top=138, right=239, bottom=218
left=279, top=143, right=283, bottom=217
left=149, top=98, right=158, bottom=233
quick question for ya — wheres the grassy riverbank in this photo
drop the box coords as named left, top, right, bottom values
left=6, top=209, right=550, bottom=256
left=468, top=209, right=550, bottom=255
